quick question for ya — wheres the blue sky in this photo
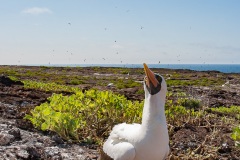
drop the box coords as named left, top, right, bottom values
left=0, top=0, right=239, bottom=65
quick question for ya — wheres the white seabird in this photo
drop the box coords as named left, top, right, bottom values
left=100, top=63, right=169, bottom=160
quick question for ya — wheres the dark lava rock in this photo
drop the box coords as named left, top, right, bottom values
left=52, top=134, right=64, bottom=144
left=0, top=75, right=23, bottom=86
left=8, top=128, right=21, bottom=141
left=26, top=146, right=42, bottom=159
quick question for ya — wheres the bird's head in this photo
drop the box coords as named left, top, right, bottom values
left=143, top=63, right=167, bottom=97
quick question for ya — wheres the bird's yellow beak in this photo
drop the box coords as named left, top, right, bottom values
left=143, top=63, right=158, bottom=88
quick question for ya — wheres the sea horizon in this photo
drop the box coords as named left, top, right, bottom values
left=3, top=63, right=239, bottom=74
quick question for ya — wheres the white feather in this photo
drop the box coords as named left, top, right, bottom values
left=103, top=123, right=140, bottom=160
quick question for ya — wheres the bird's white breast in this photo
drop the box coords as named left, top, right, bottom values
left=133, top=124, right=169, bottom=160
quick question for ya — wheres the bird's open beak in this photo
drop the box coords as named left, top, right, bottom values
left=143, top=63, right=159, bottom=88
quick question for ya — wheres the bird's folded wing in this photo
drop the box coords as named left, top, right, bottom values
left=103, top=139, right=135, bottom=160
left=110, top=123, right=141, bottom=141
left=102, top=123, right=140, bottom=160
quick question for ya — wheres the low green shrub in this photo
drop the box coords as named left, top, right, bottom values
left=69, top=79, right=85, bottom=85
left=165, top=105, right=204, bottom=127
left=25, top=89, right=143, bottom=144
left=231, top=126, right=240, bottom=147
left=8, top=76, right=19, bottom=81
left=210, top=106, right=240, bottom=120
left=23, top=80, right=79, bottom=93
left=177, top=98, right=201, bottom=110
left=116, top=79, right=141, bottom=89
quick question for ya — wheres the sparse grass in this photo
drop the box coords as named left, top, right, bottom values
left=231, top=126, right=240, bottom=147
left=23, top=80, right=80, bottom=93
left=210, top=106, right=240, bottom=120
left=121, top=70, right=130, bottom=74
left=115, top=79, right=142, bottom=89
left=167, top=77, right=224, bottom=87
left=69, top=79, right=85, bottom=85
left=136, top=89, right=144, bottom=94
left=177, top=98, right=201, bottom=110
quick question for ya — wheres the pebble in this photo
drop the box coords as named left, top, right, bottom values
left=45, top=146, right=60, bottom=156
left=0, top=124, right=8, bottom=130
left=0, top=132, right=14, bottom=145
left=17, top=149, right=29, bottom=159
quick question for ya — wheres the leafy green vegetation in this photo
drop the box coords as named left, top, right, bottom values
left=231, top=126, right=240, bottom=147
left=166, top=105, right=204, bottom=127
left=121, top=70, right=130, bottom=74
left=25, top=89, right=143, bottom=143
left=115, top=79, right=142, bottom=89
left=166, top=77, right=224, bottom=87
left=165, top=94, right=204, bottom=127
left=210, top=106, right=240, bottom=120
left=69, top=79, right=85, bottom=85
left=8, top=75, right=19, bottom=81
left=136, top=89, right=144, bottom=94
left=177, top=98, right=201, bottom=110
left=23, top=80, right=80, bottom=93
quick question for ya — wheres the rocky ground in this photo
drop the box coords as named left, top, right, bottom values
left=0, top=77, right=99, bottom=159
left=0, top=66, right=240, bottom=159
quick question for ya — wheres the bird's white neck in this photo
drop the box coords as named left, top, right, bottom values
left=141, top=89, right=167, bottom=132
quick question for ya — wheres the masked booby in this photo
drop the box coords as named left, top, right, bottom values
left=100, top=63, right=169, bottom=160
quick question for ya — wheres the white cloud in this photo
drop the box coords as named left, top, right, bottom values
left=22, top=7, right=52, bottom=15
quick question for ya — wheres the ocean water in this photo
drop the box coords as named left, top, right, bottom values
left=49, top=64, right=240, bottom=73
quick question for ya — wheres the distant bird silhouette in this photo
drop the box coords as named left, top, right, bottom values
left=141, top=26, right=144, bottom=29
left=68, top=22, right=71, bottom=25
